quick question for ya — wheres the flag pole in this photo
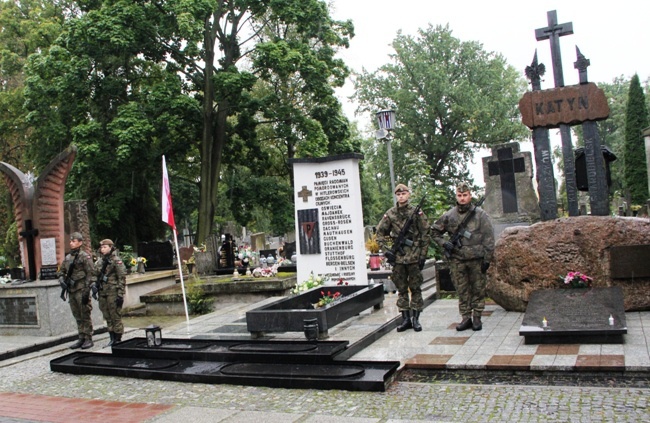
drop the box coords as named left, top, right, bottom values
left=162, top=155, right=190, bottom=333
left=172, top=228, right=191, bottom=333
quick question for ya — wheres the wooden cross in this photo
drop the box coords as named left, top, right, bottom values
left=535, top=10, right=573, bottom=87
left=297, top=186, right=312, bottom=203
left=535, top=10, right=579, bottom=217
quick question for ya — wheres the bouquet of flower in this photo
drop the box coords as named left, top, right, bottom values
left=314, top=290, right=341, bottom=308
left=252, top=263, right=279, bottom=278
left=136, top=257, right=147, bottom=266
left=560, top=271, right=593, bottom=289
left=290, top=271, right=328, bottom=295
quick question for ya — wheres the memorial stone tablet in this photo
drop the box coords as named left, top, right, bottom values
left=520, top=287, right=626, bottom=344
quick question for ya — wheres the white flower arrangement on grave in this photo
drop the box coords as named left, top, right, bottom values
left=252, top=262, right=279, bottom=278
left=0, top=275, right=11, bottom=284
left=290, top=271, right=329, bottom=295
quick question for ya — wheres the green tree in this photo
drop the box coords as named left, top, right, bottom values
left=354, top=24, right=528, bottom=197
left=24, top=0, right=200, bottom=247
left=623, top=74, right=649, bottom=206
left=24, top=0, right=355, bottom=245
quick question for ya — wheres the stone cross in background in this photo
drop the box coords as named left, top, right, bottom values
left=482, top=142, right=540, bottom=238
left=535, top=9, right=580, bottom=217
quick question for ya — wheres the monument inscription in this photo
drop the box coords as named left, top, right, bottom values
left=0, top=296, right=38, bottom=326
left=290, top=154, right=368, bottom=285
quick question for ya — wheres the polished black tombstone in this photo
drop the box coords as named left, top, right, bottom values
left=111, top=338, right=349, bottom=364
left=137, top=241, right=175, bottom=270
left=246, top=283, right=384, bottom=338
left=520, top=287, right=627, bottom=344
left=50, top=352, right=399, bottom=392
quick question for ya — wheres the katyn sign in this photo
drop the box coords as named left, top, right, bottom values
left=519, top=82, right=609, bottom=129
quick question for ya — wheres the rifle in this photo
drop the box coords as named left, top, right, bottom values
left=59, top=251, right=78, bottom=301
left=443, top=196, right=486, bottom=259
left=384, top=197, right=425, bottom=266
left=92, top=255, right=111, bottom=300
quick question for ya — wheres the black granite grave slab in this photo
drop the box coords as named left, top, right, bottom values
left=111, top=338, right=349, bottom=364
left=50, top=352, right=399, bottom=392
left=246, top=283, right=384, bottom=338
left=520, top=287, right=627, bottom=344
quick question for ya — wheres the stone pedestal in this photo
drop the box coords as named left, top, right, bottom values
left=0, top=280, right=104, bottom=336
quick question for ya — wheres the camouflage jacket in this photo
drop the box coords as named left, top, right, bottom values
left=376, top=202, right=430, bottom=264
left=59, top=248, right=94, bottom=292
left=431, top=204, right=495, bottom=262
left=93, top=250, right=127, bottom=297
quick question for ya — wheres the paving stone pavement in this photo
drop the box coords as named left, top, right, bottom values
left=0, top=288, right=649, bottom=422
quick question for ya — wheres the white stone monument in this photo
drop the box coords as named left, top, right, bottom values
left=290, top=153, right=368, bottom=285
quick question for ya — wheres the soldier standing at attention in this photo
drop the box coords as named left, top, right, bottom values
left=59, top=232, right=95, bottom=349
left=376, top=184, right=430, bottom=332
left=431, top=182, right=495, bottom=331
left=92, top=239, right=127, bottom=346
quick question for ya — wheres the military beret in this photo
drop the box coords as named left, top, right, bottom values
left=394, top=183, right=410, bottom=194
left=70, top=232, right=83, bottom=241
left=100, top=239, right=114, bottom=246
left=456, top=181, right=472, bottom=193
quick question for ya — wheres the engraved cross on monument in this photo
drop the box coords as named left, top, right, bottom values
left=487, top=147, right=526, bottom=213
left=535, top=10, right=580, bottom=217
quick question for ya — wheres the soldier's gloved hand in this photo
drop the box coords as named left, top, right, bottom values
left=58, top=276, right=67, bottom=290
left=90, top=283, right=98, bottom=300
left=481, top=262, right=490, bottom=273
left=116, top=296, right=124, bottom=308
left=418, top=259, right=426, bottom=270
left=443, top=241, right=455, bottom=252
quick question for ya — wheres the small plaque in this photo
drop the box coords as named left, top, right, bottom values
left=610, top=245, right=650, bottom=279
left=0, top=297, right=38, bottom=326
left=520, top=287, right=626, bottom=344
left=40, top=265, right=59, bottom=280
left=40, top=238, right=57, bottom=266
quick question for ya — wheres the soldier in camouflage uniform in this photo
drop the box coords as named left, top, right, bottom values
left=91, top=239, right=126, bottom=347
left=59, top=232, right=95, bottom=349
left=376, top=183, right=430, bottom=332
left=431, top=182, right=495, bottom=331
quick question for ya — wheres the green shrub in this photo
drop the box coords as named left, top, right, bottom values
left=187, top=281, right=213, bottom=315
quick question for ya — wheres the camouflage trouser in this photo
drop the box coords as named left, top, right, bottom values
left=392, top=262, right=424, bottom=311
left=98, top=286, right=124, bottom=334
left=69, top=288, right=93, bottom=340
left=449, top=259, right=486, bottom=318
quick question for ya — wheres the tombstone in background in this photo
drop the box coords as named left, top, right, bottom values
left=289, top=153, right=368, bottom=285
left=482, top=142, right=540, bottom=238
left=137, top=241, right=174, bottom=270
left=250, top=232, right=266, bottom=252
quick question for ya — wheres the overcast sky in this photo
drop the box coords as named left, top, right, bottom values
left=329, top=0, right=650, bottom=185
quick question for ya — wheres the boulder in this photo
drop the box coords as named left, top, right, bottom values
left=487, top=216, right=650, bottom=312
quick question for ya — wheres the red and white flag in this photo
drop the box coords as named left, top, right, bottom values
left=162, top=155, right=176, bottom=231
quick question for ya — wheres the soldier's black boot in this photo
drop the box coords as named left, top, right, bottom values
left=472, top=315, right=483, bottom=331
left=412, top=310, right=422, bottom=332
left=113, top=333, right=122, bottom=344
left=81, top=337, right=94, bottom=349
left=396, top=310, right=413, bottom=332
left=105, top=332, right=115, bottom=347
left=69, top=338, right=84, bottom=349
left=456, top=316, right=472, bottom=331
